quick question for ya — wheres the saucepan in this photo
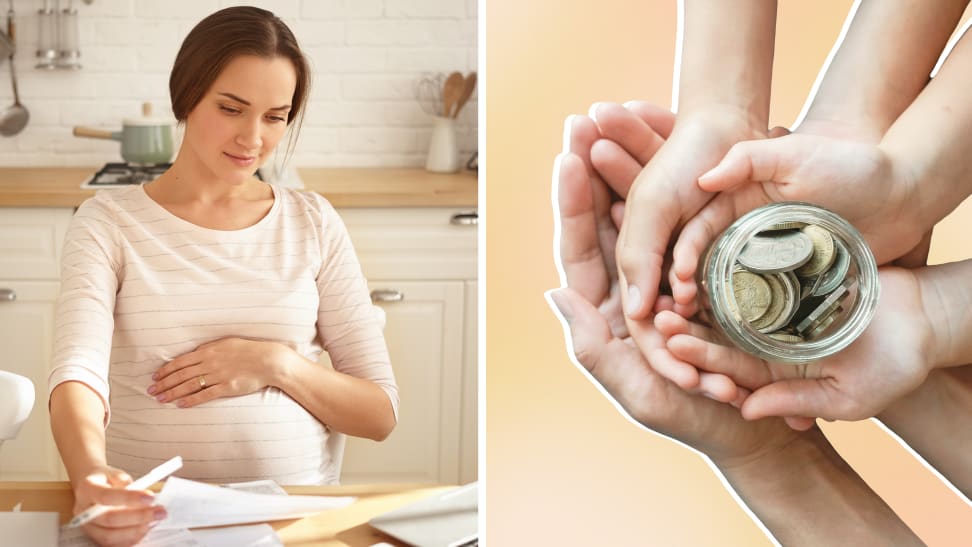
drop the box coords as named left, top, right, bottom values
left=73, top=102, right=174, bottom=164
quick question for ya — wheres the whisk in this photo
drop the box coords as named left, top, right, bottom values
left=415, top=72, right=445, bottom=116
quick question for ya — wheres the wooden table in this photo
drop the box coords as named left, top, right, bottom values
left=0, top=481, right=456, bottom=546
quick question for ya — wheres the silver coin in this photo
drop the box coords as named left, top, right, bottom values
left=737, top=231, right=814, bottom=274
left=796, top=278, right=855, bottom=334
left=761, top=221, right=807, bottom=233
left=813, top=238, right=851, bottom=296
left=768, top=332, right=804, bottom=344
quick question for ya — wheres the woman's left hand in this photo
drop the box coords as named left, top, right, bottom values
left=148, top=338, right=285, bottom=407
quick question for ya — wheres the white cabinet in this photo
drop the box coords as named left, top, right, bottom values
left=335, top=208, right=478, bottom=485
left=0, top=208, right=73, bottom=481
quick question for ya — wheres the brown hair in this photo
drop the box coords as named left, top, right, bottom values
left=169, top=6, right=310, bottom=126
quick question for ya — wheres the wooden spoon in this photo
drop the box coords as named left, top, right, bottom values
left=452, top=72, right=477, bottom=118
left=441, top=71, right=464, bottom=118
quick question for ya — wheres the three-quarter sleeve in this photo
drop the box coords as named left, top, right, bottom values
left=49, top=197, right=121, bottom=424
left=313, top=196, right=399, bottom=421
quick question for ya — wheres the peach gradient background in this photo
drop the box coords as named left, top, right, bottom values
left=485, top=1, right=972, bottom=545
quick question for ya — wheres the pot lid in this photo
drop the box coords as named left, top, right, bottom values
left=122, top=102, right=175, bottom=127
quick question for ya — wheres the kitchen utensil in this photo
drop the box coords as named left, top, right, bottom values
left=415, top=73, right=444, bottom=116
left=452, top=72, right=477, bottom=118
left=56, top=0, right=80, bottom=69
left=35, top=0, right=56, bottom=69
left=0, top=2, right=28, bottom=137
left=73, top=102, right=175, bottom=164
left=441, top=71, right=464, bottom=118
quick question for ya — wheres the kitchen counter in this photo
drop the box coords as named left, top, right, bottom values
left=0, top=167, right=478, bottom=208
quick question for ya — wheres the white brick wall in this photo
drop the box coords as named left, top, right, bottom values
left=0, top=0, right=478, bottom=167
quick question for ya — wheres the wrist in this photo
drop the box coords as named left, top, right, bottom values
left=262, top=341, right=307, bottom=390
left=675, top=106, right=768, bottom=142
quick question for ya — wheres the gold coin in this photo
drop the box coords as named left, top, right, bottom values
left=752, top=273, right=787, bottom=332
left=795, top=224, right=836, bottom=277
left=732, top=269, right=772, bottom=323
left=768, top=332, right=804, bottom=344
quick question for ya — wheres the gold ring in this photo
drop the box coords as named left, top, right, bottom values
left=198, top=375, right=207, bottom=388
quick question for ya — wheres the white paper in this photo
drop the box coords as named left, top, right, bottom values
left=59, top=524, right=281, bottom=547
left=0, top=512, right=59, bottom=547
left=154, top=477, right=354, bottom=530
left=221, top=480, right=287, bottom=496
left=192, top=524, right=282, bottom=547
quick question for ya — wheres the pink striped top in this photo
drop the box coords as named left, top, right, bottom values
left=49, top=184, right=397, bottom=485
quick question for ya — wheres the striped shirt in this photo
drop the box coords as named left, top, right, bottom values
left=48, top=184, right=397, bottom=485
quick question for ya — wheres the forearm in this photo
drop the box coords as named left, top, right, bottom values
left=270, top=347, right=396, bottom=441
left=715, top=427, right=921, bottom=546
left=882, top=21, right=972, bottom=231
left=919, top=259, right=972, bottom=369
left=677, top=0, right=776, bottom=128
left=878, top=367, right=972, bottom=499
left=803, top=0, right=967, bottom=138
left=49, top=381, right=109, bottom=487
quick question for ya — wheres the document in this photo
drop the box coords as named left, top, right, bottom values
left=154, top=477, right=354, bottom=530
left=59, top=523, right=281, bottom=547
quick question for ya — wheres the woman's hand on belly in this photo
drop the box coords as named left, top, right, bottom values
left=148, top=337, right=286, bottom=408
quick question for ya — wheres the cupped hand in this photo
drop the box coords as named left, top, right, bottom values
left=667, top=132, right=923, bottom=314
left=654, top=266, right=935, bottom=429
left=613, top=107, right=767, bottom=321
left=72, top=465, right=165, bottom=547
left=149, top=337, right=284, bottom=407
left=549, top=107, right=808, bottom=465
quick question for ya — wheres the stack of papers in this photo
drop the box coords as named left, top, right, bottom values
left=55, top=477, right=354, bottom=547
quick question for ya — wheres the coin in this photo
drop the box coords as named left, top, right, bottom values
left=768, top=332, right=804, bottom=343
left=796, top=279, right=853, bottom=335
left=762, top=221, right=807, bottom=232
left=809, top=305, right=843, bottom=338
left=795, top=224, right=836, bottom=277
left=751, top=273, right=787, bottom=331
left=732, top=269, right=773, bottom=323
left=813, top=238, right=851, bottom=296
left=737, top=231, right=814, bottom=274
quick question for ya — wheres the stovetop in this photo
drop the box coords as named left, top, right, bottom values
left=81, top=163, right=171, bottom=188
left=81, top=163, right=264, bottom=188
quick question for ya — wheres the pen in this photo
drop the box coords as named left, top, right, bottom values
left=67, top=456, right=183, bottom=528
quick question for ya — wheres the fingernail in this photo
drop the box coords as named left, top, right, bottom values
left=547, top=289, right=572, bottom=322
left=153, top=508, right=167, bottom=520
left=625, top=284, right=641, bottom=316
left=156, top=394, right=167, bottom=402
left=152, top=372, right=159, bottom=380
left=701, top=391, right=719, bottom=401
left=147, top=385, right=157, bottom=395
left=176, top=400, right=187, bottom=408
left=587, top=102, right=604, bottom=122
left=139, top=495, right=155, bottom=506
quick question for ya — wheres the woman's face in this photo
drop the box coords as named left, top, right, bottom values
left=182, top=54, right=297, bottom=185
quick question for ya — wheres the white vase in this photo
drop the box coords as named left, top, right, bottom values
left=425, top=115, right=460, bottom=173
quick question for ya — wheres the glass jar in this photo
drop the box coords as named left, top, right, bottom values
left=697, top=202, right=880, bottom=364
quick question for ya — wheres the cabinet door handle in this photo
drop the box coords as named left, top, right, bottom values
left=0, top=289, right=16, bottom=302
left=370, top=289, right=404, bottom=303
left=450, top=212, right=478, bottom=226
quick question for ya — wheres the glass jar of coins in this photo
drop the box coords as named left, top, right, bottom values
left=697, top=202, right=880, bottom=364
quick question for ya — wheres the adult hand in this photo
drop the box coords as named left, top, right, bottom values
left=667, top=132, right=924, bottom=315
left=149, top=337, right=285, bottom=407
left=550, top=108, right=799, bottom=462
left=613, top=107, right=767, bottom=321
left=655, top=266, right=935, bottom=428
left=72, top=465, right=164, bottom=547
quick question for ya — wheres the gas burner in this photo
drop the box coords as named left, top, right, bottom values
left=81, top=162, right=265, bottom=188
left=82, top=163, right=172, bottom=188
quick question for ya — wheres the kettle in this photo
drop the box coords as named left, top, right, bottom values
left=73, top=102, right=174, bottom=164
